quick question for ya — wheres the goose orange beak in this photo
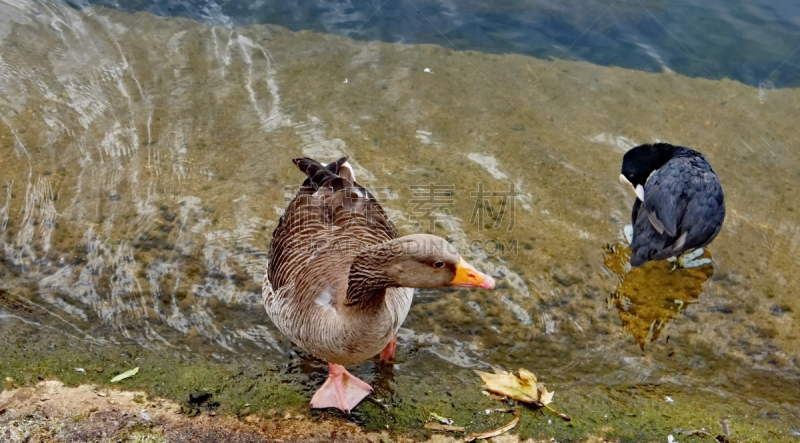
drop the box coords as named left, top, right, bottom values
left=451, top=258, right=495, bottom=289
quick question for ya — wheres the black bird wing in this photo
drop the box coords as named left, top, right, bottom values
left=628, top=171, right=685, bottom=265
left=676, top=170, right=725, bottom=252
left=642, top=164, right=685, bottom=238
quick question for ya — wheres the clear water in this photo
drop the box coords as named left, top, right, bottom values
left=1, top=0, right=799, bottom=436
left=65, top=0, right=800, bottom=88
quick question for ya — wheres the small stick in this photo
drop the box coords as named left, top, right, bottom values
left=424, top=423, right=466, bottom=432
left=464, top=409, right=520, bottom=442
left=544, top=404, right=571, bottom=421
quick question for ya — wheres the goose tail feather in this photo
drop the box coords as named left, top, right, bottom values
left=293, top=157, right=350, bottom=189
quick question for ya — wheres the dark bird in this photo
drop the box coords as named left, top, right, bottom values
left=263, top=157, right=495, bottom=413
left=619, top=143, right=725, bottom=268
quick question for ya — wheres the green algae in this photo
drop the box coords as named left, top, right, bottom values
left=0, top=336, right=306, bottom=419
left=2, top=334, right=794, bottom=441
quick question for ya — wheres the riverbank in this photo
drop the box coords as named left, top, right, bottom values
left=1, top=4, right=799, bottom=442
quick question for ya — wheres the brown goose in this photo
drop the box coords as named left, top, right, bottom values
left=263, top=157, right=495, bottom=413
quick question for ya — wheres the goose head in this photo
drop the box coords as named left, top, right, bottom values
left=369, top=234, right=495, bottom=290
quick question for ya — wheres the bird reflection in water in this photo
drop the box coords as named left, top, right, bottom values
left=603, top=241, right=714, bottom=349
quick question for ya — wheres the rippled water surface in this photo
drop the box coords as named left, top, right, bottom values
left=1, top=0, right=799, bottom=439
left=68, top=0, right=800, bottom=87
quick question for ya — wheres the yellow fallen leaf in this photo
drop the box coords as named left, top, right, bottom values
left=540, top=389, right=554, bottom=406
left=476, top=368, right=571, bottom=421
left=475, top=368, right=553, bottom=406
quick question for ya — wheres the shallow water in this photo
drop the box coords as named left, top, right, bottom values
left=1, top=0, right=799, bottom=439
left=68, top=0, right=800, bottom=88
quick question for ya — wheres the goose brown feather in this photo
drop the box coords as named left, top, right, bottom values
left=264, top=157, right=495, bottom=373
left=263, top=157, right=411, bottom=365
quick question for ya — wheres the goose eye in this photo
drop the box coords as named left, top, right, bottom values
left=433, top=261, right=444, bottom=269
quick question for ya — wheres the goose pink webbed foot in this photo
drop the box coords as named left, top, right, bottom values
left=309, top=363, right=373, bottom=413
left=379, top=334, right=397, bottom=362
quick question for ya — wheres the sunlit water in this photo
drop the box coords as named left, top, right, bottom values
left=1, top=0, right=799, bottom=432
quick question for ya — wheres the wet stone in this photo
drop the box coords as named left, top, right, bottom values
left=708, top=304, right=734, bottom=314
left=188, top=392, right=212, bottom=405
left=553, top=273, right=582, bottom=287
left=770, top=304, right=791, bottom=316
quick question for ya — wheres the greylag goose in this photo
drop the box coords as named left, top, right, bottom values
left=263, top=157, right=495, bottom=413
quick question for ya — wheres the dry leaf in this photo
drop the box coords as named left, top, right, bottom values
left=110, top=367, right=139, bottom=383
left=475, top=368, right=553, bottom=406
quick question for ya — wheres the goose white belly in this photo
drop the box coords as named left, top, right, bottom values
left=263, top=280, right=413, bottom=365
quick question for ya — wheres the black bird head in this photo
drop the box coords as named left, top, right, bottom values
left=620, top=143, right=680, bottom=201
